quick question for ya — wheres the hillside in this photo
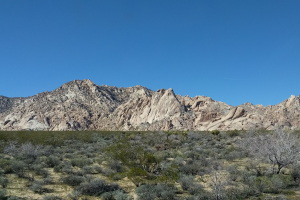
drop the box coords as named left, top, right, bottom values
left=1, top=79, right=299, bottom=131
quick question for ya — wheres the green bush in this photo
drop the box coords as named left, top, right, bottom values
left=179, top=176, right=203, bottom=195
left=0, top=177, right=8, bottom=188
left=101, top=190, right=130, bottom=200
left=67, top=190, right=81, bottom=200
left=42, top=196, right=62, bottom=200
left=291, top=164, right=300, bottom=186
left=30, top=181, right=47, bottom=194
left=77, top=178, right=120, bottom=196
left=7, top=196, right=23, bottom=200
left=210, top=130, right=220, bottom=135
left=225, top=187, right=248, bottom=200
left=0, top=189, right=7, bottom=200
left=227, top=130, right=240, bottom=137
left=11, top=161, right=26, bottom=177
left=251, top=175, right=290, bottom=194
left=33, top=165, right=49, bottom=178
left=0, top=159, right=12, bottom=174
left=62, top=175, right=85, bottom=186
left=136, top=184, right=177, bottom=200
left=45, top=155, right=60, bottom=168
left=71, top=158, right=92, bottom=168
left=109, top=161, right=123, bottom=172
left=179, top=160, right=204, bottom=175
left=53, top=161, right=72, bottom=173
left=127, top=167, right=148, bottom=186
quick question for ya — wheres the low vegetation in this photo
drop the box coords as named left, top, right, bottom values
left=0, top=129, right=299, bottom=199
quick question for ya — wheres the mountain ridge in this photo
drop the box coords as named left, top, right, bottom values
left=1, top=79, right=299, bottom=131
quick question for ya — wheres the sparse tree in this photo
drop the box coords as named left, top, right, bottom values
left=241, top=128, right=300, bottom=174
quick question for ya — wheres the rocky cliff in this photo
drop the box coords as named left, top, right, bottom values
left=1, top=79, right=299, bottom=131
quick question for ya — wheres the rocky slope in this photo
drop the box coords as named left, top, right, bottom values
left=0, top=79, right=299, bottom=131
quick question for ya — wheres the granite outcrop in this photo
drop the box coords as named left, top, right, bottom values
left=1, top=79, right=299, bottom=131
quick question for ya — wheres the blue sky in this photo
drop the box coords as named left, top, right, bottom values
left=0, top=0, right=299, bottom=106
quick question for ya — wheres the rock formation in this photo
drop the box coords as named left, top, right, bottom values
left=0, top=79, right=299, bottom=131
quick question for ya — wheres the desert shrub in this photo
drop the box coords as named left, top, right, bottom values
left=136, top=183, right=177, bottom=200
left=211, top=130, right=220, bottom=135
left=127, top=167, right=148, bottom=186
left=227, top=130, right=240, bottom=137
left=179, top=161, right=202, bottom=175
left=106, top=140, right=159, bottom=172
left=109, top=160, right=123, bottom=173
left=224, top=150, right=244, bottom=161
left=39, top=145, right=55, bottom=156
left=45, top=155, right=60, bottom=168
left=0, top=159, right=12, bottom=174
left=33, top=165, right=49, bottom=178
left=80, top=165, right=93, bottom=174
left=93, top=165, right=102, bottom=173
left=101, top=190, right=130, bottom=200
left=179, top=176, right=203, bottom=195
left=30, top=181, right=44, bottom=194
left=189, top=183, right=204, bottom=195
left=77, top=178, right=120, bottom=196
left=10, top=161, right=26, bottom=177
left=71, top=158, right=92, bottom=168
left=37, top=168, right=49, bottom=178
left=13, top=143, right=42, bottom=164
left=250, top=175, right=289, bottom=194
left=156, top=164, right=180, bottom=183
left=43, top=176, right=54, bottom=185
left=186, top=132, right=204, bottom=141
left=179, top=175, right=194, bottom=190
left=0, top=189, right=7, bottom=200
left=227, top=165, right=240, bottom=182
left=0, top=177, right=8, bottom=188
left=7, top=197, right=23, bottom=200
left=62, top=175, right=85, bottom=186
left=109, top=172, right=126, bottom=181
left=113, top=190, right=131, bottom=200
left=102, top=168, right=115, bottom=177
left=63, top=153, right=73, bottom=159
left=53, top=161, right=72, bottom=173
left=186, top=192, right=214, bottom=200
left=42, top=196, right=62, bottom=200
left=246, top=176, right=269, bottom=193
left=30, top=181, right=51, bottom=194
left=3, top=142, right=17, bottom=155
left=225, top=187, right=249, bottom=200
left=185, top=151, right=201, bottom=160
left=67, top=190, right=81, bottom=200
left=269, top=175, right=290, bottom=192
left=291, top=164, right=300, bottom=185
left=197, top=156, right=210, bottom=169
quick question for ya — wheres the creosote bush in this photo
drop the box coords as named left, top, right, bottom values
left=136, top=183, right=177, bottom=200
left=77, top=178, right=120, bottom=196
left=210, top=130, right=220, bottom=135
left=0, top=189, right=6, bottom=200
left=62, top=175, right=85, bottom=186
left=0, top=177, right=8, bottom=189
left=45, top=155, right=60, bottom=168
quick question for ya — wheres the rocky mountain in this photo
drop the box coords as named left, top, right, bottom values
left=1, top=79, right=300, bottom=131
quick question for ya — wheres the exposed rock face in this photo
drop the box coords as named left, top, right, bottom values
left=0, top=79, right=299, bottom=131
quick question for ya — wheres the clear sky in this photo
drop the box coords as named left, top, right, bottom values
left=0, top=0, right=299, bottom=106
